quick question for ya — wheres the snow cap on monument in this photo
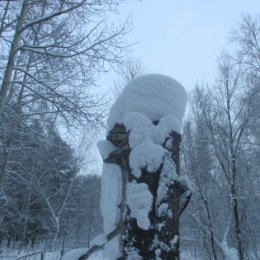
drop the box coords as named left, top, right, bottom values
left=108, top=74, right=188, bottom=132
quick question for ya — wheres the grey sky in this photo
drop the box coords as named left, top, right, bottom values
left=92, top=1, right=259, bottom=172
left=108, top=0, right=259, bottom=92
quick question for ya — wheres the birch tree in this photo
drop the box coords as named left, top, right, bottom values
left=0, top=0, right=130, bottom=187
left=190, top=53, right=259, bottom=260
left=180, top=15, right=260, bottom=260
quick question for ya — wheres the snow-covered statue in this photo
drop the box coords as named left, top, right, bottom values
left=98, top=74, right=191, bottom=260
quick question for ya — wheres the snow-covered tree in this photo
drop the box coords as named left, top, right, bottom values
left=0, top=0, right=130, bottom=187
left=98, top=74, right=190, bottom=260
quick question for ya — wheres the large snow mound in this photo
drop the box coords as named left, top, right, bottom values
left=108, top=74, right=188, bottom=133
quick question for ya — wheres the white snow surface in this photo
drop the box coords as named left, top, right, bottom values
left=124, top=112, right=182, bottom=178
left=151, top=234, right=170, bottom=253
left=129, top=137, right=165, bottom=178
left=170, top=235, right=179, bottom=250
left=63, top=234, right=107, bottom=260
left=97, top=140, right=117, bottom=160
left=157, top=155, right=179, bottom=204
left=180, top=174, right=192, bottom=190
left=219, top=239, right=239, bottom=260
left=90, top=234, right=107, bottom=247
left=100, top=163, right=122, bottom=260
left=157, top=203, right=169, bottom=217
left=155, top=248, right=162, bottom=260
left=63, top=248, right=88, bottom=260
left=126, top=181, right=153, bottom=230
left=108, top=74, right=188, bottom=133
left=125, top=248, right=142, bottom=260
left=101, top=163, right=122, bottom=234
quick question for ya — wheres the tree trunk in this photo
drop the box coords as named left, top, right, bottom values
left=0, top=1, right=10, bottom=38
left=0, top=45, right=33, bottom=188
left=202, top=197, right=218, bottom=260
left=107, top=124, right=189, bottom=260
left=152, top=131, right=182, bottom=260
left=0, top=129, right=13, bottom=188
left=22, top=176, right=33, bottom=246
left=231, top=158, right=244, bottom=260
left=0, top=0, right=28, bottom=116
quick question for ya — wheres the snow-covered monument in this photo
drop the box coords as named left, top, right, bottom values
left=99, top=74, right=191, bottom=260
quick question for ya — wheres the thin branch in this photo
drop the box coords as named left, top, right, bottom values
left=18, top=1, right=87, bottom=33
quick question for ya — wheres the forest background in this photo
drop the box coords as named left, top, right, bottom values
left=0, top=1, right=259, bottom=260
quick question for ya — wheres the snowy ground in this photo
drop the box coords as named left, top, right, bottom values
left=0, top=248, right=105, bottom=260
left=1, top=248, right=258, bottom=260
left=0, top=249, right=197, bottom=260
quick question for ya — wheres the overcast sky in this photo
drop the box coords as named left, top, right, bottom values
left=91, top=1, right=259, bottom=172
left=105, top=0, right=260, bottom=92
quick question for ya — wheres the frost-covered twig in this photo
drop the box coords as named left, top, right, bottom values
left=192, top=214, right=239, bottom=260
left=78, top=222, right=124, bottom=260
left=15, top=250, right=41, bottom=260
left=62, top=211, right=124, bottom=260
